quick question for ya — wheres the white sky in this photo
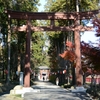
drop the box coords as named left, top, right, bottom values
left=38, top=0, right=45, bottom=12
left=81, top=31, right=98, bottom=43
left=81, top=22, right=99, bottom=44
left=38, top=0, right=99, bottom=45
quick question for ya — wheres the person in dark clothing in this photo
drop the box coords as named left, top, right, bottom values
left=43, top=77, right=45, bottom=81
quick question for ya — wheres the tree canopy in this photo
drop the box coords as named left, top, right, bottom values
left=0, top=0, right=100, bottom=83
left=0, top=0, right=50, bottom=81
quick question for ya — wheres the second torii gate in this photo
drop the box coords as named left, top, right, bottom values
left=5, top=9, right=99, bottom=87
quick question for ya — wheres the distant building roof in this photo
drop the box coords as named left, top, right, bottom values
left=38, top=66, right=50, bottom=70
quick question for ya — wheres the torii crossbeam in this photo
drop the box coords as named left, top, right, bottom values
left=5, top=9, right=99, bottom=87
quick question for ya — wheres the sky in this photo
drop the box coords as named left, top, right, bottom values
left=81, top=22, right=99, bottom=44
left=38, top=0, right=99, bottom=45
left=38, top=0, right=45, bottom=12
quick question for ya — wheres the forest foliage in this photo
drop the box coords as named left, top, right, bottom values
left=0, top=0, right=100, bottom=81
left=0, top=0, right=49, bottom=80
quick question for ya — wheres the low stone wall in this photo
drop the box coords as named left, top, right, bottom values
left=10, top=85, right=40, bottom=97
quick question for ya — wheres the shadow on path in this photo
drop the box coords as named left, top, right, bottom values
left=24, top=81, right=92, bottom=100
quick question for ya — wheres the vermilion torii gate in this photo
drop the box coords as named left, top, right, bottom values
left=5, top=9, right=99, bottom=87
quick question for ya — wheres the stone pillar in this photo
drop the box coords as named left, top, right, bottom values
left=19, top=72, right=23, bottom=85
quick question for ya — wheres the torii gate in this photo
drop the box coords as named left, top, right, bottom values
left=5, top=9, right=99, bottom=87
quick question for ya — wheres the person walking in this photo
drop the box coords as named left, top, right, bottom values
left=56, top=77, right=59, bottom=85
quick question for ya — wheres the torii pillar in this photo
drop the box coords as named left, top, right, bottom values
left=74, top=26, right=83, bottom=86
left=24, top=20, right=31, bottom=87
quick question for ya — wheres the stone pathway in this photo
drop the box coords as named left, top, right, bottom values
left=0, top=81, right=92, bottom=100
left=24, top=81, right=92, bottom=100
